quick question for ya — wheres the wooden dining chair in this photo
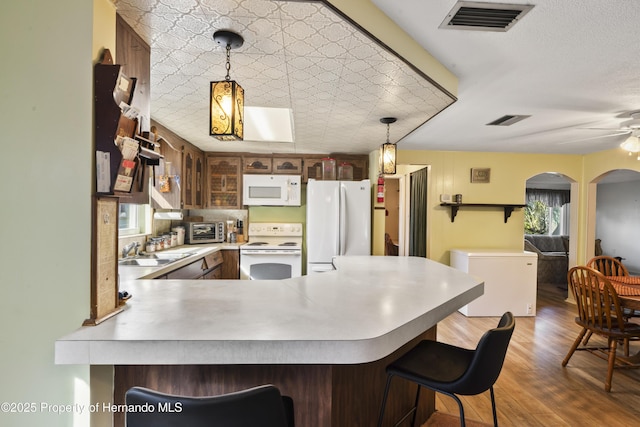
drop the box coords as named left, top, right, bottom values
left=586, top=256, right=629, bottom=277
left=562, top=266, right=640, bottom=392
left=586, top=255, right=638, bottom=323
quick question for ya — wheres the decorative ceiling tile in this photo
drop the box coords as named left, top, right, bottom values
left=113, top=0, right=455, bottom=155
left=279, top=1, right=342, bottom=23
left=199, top=0, right=281, bottom=19
left=281, top=19, right=353, bottom=59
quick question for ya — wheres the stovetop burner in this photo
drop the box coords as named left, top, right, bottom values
left=243, top=223, right=303, bottom=251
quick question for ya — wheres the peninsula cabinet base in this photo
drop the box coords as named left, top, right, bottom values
left=113, top=328, right=436, bottom=427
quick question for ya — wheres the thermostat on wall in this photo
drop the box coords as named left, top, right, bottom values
left=440, top=194, right=452, bottom=203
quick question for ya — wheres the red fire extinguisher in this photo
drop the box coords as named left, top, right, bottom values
left=377, top=176, right=385, bottom=203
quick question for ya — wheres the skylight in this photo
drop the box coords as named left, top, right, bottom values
left=244, top=107, right=295, bottom=143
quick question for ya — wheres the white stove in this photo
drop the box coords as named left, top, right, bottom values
left=240, top=223, right=303, bottom=280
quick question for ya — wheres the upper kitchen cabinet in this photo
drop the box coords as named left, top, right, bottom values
left=302, top=155, right=325, bottom=183
left=332, top=154, right=369, bottom=181
left=205, top=155, right=242, bottom=209
left=150, top=120, right=204, bottom=210
left=183, top=145, right=204, bottom=209
left=116, top=15, right=150, bottom=133
left=243, top=156, right=272, bottom=174
left=272, top=156, right=303, bottom=175
left=302, top=154, right=368, bottom=182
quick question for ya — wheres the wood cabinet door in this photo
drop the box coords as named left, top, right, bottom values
left=195, top=153, right=204, bottom=207
left=243, top=156, right=272, bottom=174
left=302, top=156, right=325, bottom=183
left=182, top=145, right=203, bottom=209
left=202, top=267, right=222, bottom=280
left=183, top=149, right=194, bottom=208
left=333, top=155, right=369, bottom=181
left=221, top=250, right=240, bottom=279
left=273, top=157, right=302, bottom=175
left=206, top=156, right=242, bottom=209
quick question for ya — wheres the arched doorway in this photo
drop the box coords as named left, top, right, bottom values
left=592, top=169, right=640, bottom=274
left=524, top=173, right=576, bottom=296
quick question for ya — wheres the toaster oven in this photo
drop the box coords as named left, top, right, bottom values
left=184, top=222, right=225, bottom=244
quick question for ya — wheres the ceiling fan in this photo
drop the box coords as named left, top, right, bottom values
left=581, top=110, right=640, bottom=138
left=558, top=110, right=640, bottom=146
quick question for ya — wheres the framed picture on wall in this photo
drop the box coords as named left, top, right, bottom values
left=471, top=168, right=491, bottom=183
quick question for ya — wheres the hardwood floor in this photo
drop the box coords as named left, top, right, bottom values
left=428, top=282, right=640, bottom=426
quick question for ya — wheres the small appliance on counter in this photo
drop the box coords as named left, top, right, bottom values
left=184, top=222, right=225, bottom=244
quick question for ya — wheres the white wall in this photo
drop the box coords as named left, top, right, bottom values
left=0, top=1, right=93, bottom=426
left=596, top=180, right=640, bottom=274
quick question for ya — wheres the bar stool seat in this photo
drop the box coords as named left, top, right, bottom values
left=377, top=312, right=515, bottom=427
left=125, top=384, right=294, bottom=427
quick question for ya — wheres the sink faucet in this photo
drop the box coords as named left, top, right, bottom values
left=122, top=241, right=141, bottom=258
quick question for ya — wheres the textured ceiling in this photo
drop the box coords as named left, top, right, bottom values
left=113, top=0, right=455, bottom=154
left=373, top=0, right=640, bottom=155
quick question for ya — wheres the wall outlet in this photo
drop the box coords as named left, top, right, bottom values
left=526, top=303, right=533, bottom=315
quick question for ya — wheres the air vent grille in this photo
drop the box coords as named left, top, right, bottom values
left=486, top=115, right=531, bottom=126
left=440, top=1, right=534, bottom=32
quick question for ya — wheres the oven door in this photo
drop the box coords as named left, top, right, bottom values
left=240, top=249, right=302, bottom=280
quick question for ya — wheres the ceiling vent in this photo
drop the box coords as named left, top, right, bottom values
left=440, top=1, right=534, bottom=32
left=486, top=115, right=531, bottom=126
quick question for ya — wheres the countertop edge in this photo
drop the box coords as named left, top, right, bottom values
left=56, top=256, right=484, bottom=365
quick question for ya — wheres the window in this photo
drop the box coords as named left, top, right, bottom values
left=524, top=200, right=569, bottom=236
left=524, top=188, right=570, bottom=236
left=119, top=203, right=151, bottom=236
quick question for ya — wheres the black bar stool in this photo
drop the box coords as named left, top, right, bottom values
left=125, top=384, right=294, bottom=427
left=377, top=312, right=515, bottom=427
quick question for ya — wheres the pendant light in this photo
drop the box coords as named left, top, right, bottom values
left=210, top=30, right=244, bottom=141
left=379, top=117, right=397, bottom=175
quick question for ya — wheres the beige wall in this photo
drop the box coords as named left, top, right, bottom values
left=386, top=150, right=583, bottom=264
left=370, top=148, right=639, bottom=268
left=0, top=1, right=96, bottom=426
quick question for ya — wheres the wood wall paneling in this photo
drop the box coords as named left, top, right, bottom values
left=113, top=328, right=436, bottom=427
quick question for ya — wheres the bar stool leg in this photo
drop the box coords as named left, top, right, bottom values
left=377, top=375, right=393, bottom=427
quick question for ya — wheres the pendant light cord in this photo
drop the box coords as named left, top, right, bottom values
left=225, top=44, right=231, bottom=81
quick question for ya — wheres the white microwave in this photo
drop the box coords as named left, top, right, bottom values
left=243, top=174, right=301, bottom=206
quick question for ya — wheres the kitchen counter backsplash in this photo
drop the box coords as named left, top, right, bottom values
left=118, top=208, right=248, bottom=258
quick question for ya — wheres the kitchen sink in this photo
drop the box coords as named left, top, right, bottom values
left=118, top=258, right=174, bottom=267
left=118, top=252, right=196, bottom=267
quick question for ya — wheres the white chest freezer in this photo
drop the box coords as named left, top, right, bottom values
left=450, top=249, right=538, bottom=317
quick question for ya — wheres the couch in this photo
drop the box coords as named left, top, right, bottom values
left=524, top=234, right=569, bottom=284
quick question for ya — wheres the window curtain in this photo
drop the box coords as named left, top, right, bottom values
left=409, top=167, right=427, bottom=257
left=526, top=189, right=570, bottom=207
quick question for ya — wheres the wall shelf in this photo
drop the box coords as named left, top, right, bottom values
left=440, top=203, right=527, bottom=223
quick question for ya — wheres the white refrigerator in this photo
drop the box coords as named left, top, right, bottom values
left=306, top=179, right=371, bottom=274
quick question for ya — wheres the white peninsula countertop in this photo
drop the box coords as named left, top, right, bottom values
left=55, top=256, right=483, bottom=366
